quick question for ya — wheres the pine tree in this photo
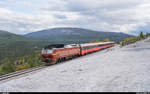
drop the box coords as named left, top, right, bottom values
left=140, top=31, right=144, bottom=39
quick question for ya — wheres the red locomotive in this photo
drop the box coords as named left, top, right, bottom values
left=41, top=42, right=115, bottom=65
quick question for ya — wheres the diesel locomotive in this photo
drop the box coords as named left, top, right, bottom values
left=41, top=42, right=115, bottom=65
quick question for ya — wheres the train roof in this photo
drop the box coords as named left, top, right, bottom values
left=43, top=42, right=115, bottom=49
left=44, top=44, right=79, bottom=49
left=80, top=42, right=115, bottom=47
left=44, top=44, right=65, bottom=49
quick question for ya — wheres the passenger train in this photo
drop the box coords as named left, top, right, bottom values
left=41, top=42, right=115, bottom=65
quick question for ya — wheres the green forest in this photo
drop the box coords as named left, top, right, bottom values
left=121, top=32, right=150, bottom=46
left=0, top=30, right=50, bottom=75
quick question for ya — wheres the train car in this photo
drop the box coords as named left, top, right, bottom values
left=80, top=42, right=115, bottom=55
left=41, top=44, right=80, bottom=65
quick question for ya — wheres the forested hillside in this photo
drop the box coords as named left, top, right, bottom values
left=0, top=30, right=50, bottom=62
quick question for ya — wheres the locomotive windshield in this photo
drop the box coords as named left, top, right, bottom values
left=42, top=48, right=53, bottom=54
left=42, top=44, right=64, bottom=54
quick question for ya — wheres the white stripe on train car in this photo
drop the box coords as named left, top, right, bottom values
left=80, top=42, right=115, bottom=47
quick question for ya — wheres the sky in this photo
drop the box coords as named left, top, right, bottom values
left=0, top=0, right=150, bottom=35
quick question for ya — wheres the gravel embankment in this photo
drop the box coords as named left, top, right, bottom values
left=0, top=37, right=150, bottom=92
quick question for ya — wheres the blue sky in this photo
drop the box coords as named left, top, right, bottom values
left=0, top=0, right=150, bottom=35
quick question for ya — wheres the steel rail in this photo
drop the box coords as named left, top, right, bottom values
left=0, top=65, right=47, bottom=81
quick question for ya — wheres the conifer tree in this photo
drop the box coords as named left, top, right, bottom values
left=140, top=31, right=144, bottom=39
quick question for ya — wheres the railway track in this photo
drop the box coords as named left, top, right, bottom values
left=0, top=65, right=47, bottom=81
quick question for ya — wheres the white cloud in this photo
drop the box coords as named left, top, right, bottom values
left=0, top=0, right=150, bottom=35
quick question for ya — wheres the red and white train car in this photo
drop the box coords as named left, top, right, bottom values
left=80, top=42, right=115, bottom=55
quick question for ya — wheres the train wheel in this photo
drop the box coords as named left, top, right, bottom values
left=57, top=58, right=61, bottom=63
left=63, top=57, right=66, bottom=61
left=74, top=55, right=77, bottom=58
left=69, top=57, right=72, bottom=60
left=72, top=55, right=75, bottom=58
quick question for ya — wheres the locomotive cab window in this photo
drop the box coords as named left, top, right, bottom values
left=47, top=49, right=53, bottom=54
left=42, top=48, right=47, bottom=54
left=42, top=48, right=53, bottom=54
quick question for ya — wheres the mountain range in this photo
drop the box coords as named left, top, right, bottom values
left=24, top=27, right=132, bottom=43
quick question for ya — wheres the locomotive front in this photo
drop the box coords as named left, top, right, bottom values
left=41, top=44, right=64, bottom=64
left=41, top=48, right=55, bottom=63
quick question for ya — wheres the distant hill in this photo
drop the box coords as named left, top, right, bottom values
left=24, top=27, right=133, bottom=43
left=0, top=30, right=49, bottom=62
